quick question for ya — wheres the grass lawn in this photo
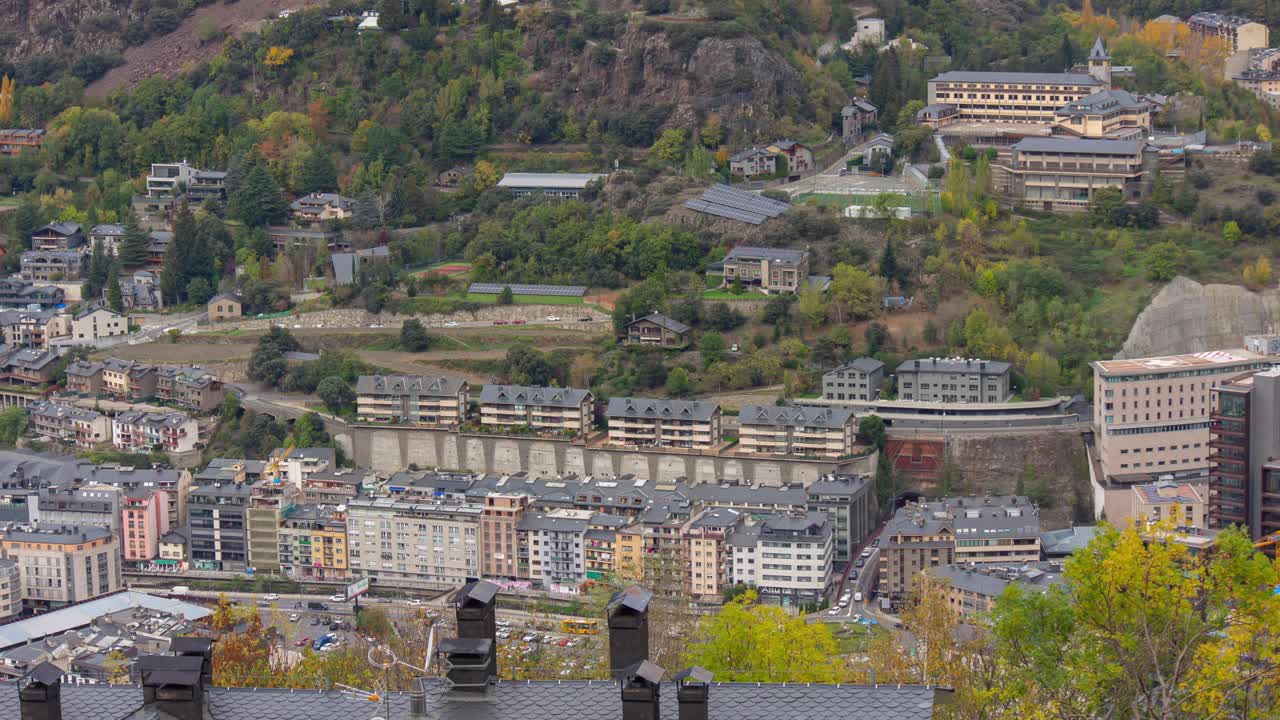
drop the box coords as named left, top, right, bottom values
left=464, top=293, right=584, bottom=305
left=703, top=289, right=760, bottom=301
left=832, top=622, right=888, bottom=654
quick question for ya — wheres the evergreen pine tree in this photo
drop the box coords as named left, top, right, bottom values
left=119, top=213, right=149, bottom=268
left=298, top=147, right=338, bottom=193
left=879, top=237, right=900, bottom=287
left=171, top=204, right=198, bottom=292
left=106, top=267, right=123, bottom=313
left=229, top=150, right=287, bottom=227
left=86, top=240, right=108, bottom=297
left=159, top=236, right=182, bottom=305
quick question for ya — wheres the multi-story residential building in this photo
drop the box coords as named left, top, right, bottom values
left=0, top=525, right=121, bottom=611
left=1208, top=366, right=1280, bottom=539
left=728, top=511, right=833, bottom=607
left=100, top=358, right=159, bottom=398
left=718, top=247, right=810, bottom=293
left=1132, top=480, right=1207, bottom=529
left=188, top=482, right=252, bottom=571
left=1187, top=11, right=1269, bottom=54
left=926, top=70, right=1104, bottom=125
left=355, top=374, right=470, bottom=426
left=521, top=508, right=593, bottom=591
left=20, top=251, right=83, bottom=281
left=156, top=366, right=225, bottom=412
left=584, top=513, right=630, bottom=582
left=70, top=307, right=127, bottom=344
left=65, top=360, right=104, bottom=394
left=806, top=474, right=879, bottom=567
left=478, top=384, right=593, bottom=435
left=480, top=493, right=529, bottom=580
left=880, top=496, right=1040, bottom=600
left=0, top=558, right=18, bottom=620
left=1051, top=89, right=1153, bottom=140
left=606, top=397, right=722, bottom=449
left=30, top=222, right=85, bottom=252
left=0, top=309, right=67, bottom=349
left=822, top=358, right=886, bottom=401
left=158, top=527, right=189, bottom=569
left=622, top=313, right=690, bottom=349
left=111, top=410, right=199, bottom=454
left=728, top=147, right=777, bottom=177
left=0, top=348, right=59, bottom=385
left=842, top=99, right=879, bottom=143
left=289, top=193, right=353, bottom=226
left=246, top=481, right=298, bottom=575
left=896, top=357, right=1012, bottom=404
left=682, top=507, right=744, bottom=600
left=1092, top=348, right=1269, bottom=484
left=301, top=468, right=371, bottom=505
left=145, top=161, right=227, bottom=200
left=496, top=172, right=608, bottom=198
left=765, top=140, right=813, bottom=177
left=929, top=560, right=1066, bottom=618
left=0, top=279, right=65, bottom=310
left=121, top=488, right=171, bottom=566
left=0, top=129, right=44, bottom=156
left=345, top=496, right=481, bottom=589
left=1004, top=137, right=1152, bottom=212
left=278, top=504, right=349, bottom=581
left=268, top=226, right=347, bottom=252
left=738, top=404, right=856, bottom=458
left=31, top=485, right=123, bottom=534
left=268, top=447, right=336, bottom=488
left=25, top=401, right=111, bottom=449
left=88, top=224, right=125, bottom=255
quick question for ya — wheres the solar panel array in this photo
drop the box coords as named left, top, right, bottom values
left=468, top=283, right=588, bottom=297
left=684, top=184, right=792, bottom=225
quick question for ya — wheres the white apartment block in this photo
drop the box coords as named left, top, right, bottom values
left=1092, top=349, right=1271, bottom=483
left=0, top=525, right=122, bottom=610
left=346, top=497, right=481, bottom=589
left=728, top=512, right=833, bottom=606
left=355, top=374, right=469, bottom=426
left=112, top=410, right=199, bottom=454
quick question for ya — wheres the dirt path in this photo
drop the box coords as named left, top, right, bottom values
left=86, top=0, right=327, bottom=98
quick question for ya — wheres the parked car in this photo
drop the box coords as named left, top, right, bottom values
left=861, top=548, right=873, bottom=558
left=257, top=601, right=270, bottom=608
left=312, top=634, right=336, bottom=651
left=408, top=599, right=424, bottom=607
left=577, top=316, right=592, bottom=322
left=444, top=321, right=460, bottom=327
left=855, top=558, right=865, bottom=568
left=289, top=613, right=300, bottom=622
left=264, top=593, right=280, bottom=601
left=545, top=316, right=561, bottom=322
left=827, top=607, right=841, bottom=616
left=328, top=594, right=346, bottom=603
left=296, top=637, right=310, bottom=647
left=494, top=320, right=509, bottom=326
left=307, top=602, right=328, bottom=611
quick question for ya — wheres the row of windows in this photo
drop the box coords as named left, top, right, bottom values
left=1105, top=421, right=1209, bottom=436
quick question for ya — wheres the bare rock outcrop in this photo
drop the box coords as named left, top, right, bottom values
left=1118, top=276, right=1280, bottom=359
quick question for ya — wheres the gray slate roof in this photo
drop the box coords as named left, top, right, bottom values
left=724, top=246, right=807, bottom=265
left=931, top=70, right=1102, bottom=86
left=606, top=397, right=719, bottom=421
left=626, top=312, right=690, bottom=334
left=739, top=404, right=854, bottom=429
left=829, top=357, right=885, bottom=375
left=0, top=679, right=943, bottom=720
left=481, top=384, right=591, bottom=408
left=1013, top=137, right=1143, bottom=155
left=1055, top=89, right=1146, bottom=116
left=356, top=374, right=467, bottom=397
left=896, top=357, right=1011, bottom=376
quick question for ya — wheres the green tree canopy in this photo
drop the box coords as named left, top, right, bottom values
left=683, top=590, right=845, bottom=682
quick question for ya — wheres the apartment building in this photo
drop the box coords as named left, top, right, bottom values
left=738, top=404, right=856, bottom=458
left=1092, top=348, right=1270, bottom=484
left=0, top=525, right=121, bottom=611
left=682, top=507, right=744, bottom=600
left=478, top=384, right=593, bottom=436
left=1051, top=89, right=1152, bottom=140
left=188, top=482, right=252, bottom=571
left=605, top=397, right=722, bottom=449
left=926, top=71, right=1104, bottom=124
left=70, top=307, right=127, bottom=343
left=32, top=485, right=123, bottom=534
left=345, top=496, right=481, bottom=589
left=268, top=447, right=336, bottom=488
left=521, top=508, right=593, bottom=590
left=0, top=309, right=67, bottom=350
left=30, top=222, right=85, bottom=252
left=1133, top=480, right=1206, bottom=529
left=728, top=511, right=833, bottom=607
left=480, top=493, right=529, bottom=580
left=111, top=410, right=199, bottom=454
left=930, top=560, right=1066, bottom=618
left=355, top=374, right=469, bottom=426
left=0, top=279, right=64, bottom=310
left=121, top=488, right=171, bottom=565
left=718, top=247, right=811, bottom=293
left=289, top=193, right=353, bottom=226
left=728, top=147, right=776, bottom=177
left=65, top=360, right=104, bottom=395
left=765, top=140, right=814, bottom=177
left=20, top=251, right=83, bottom=282
left=158, top=527, right=188, bottom=568
left=156, top=366, right=224, bottom=412
left=88, top=224, right=125, bottom=254
left=0, top=129, right=44, bottom=156
left=26, top=402, right=111, bottom=449
left=101, top=358, right=159, bottom=398
left=278, top=504, right=349, bottom=581
left=822, top=358, right=885, bottom=401
left=1208, top=366, right=1280, bottom=539
left=1005, top=137, right=1151, bottom=211
left=879, top=496, right=1040, bottom=600
left=145, top=161, right=227, bottom=200
left=806, top=474, right=879, bottom=566
left=896, top=357, right=1012, bottom=404
left=585, top=513, right=630, bottom=582
left=245, top=481, right=299, bottom=574
left=1187, top=11, right=1269, bottom=54
left=0, top=559, right=18, bottom=620
left=0, top=348, right=59, bottom=386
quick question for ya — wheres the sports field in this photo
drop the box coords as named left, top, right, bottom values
left=413, top=261, right=472, bottom=279
left=464, top=293, right=584, bottom=305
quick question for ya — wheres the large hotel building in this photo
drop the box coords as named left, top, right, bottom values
left=1092, top=349, right=1272, bottom=484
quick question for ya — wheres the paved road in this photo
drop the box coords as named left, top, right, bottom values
left=131, top=309, right=209, bottom=344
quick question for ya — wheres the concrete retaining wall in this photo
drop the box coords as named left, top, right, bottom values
left=201, top=305, right=610, bottom=333
left=343, top=424, right=875, bottom=486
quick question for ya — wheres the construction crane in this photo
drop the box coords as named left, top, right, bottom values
left=1253, top=530, right=1280, bottom=556
left=265, top=441, right=296, bottom=484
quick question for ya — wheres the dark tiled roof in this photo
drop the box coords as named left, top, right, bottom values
left=828, top=357, right=885, bottom=375
left=606, top=397, right=718, bottom=421
left=895, top=358, right=1011, bottom=376
left=931, top=70, right=1101, bottom=86
left=480, top=384, right=591, bottom=408
left=1013, top=137, right=1143, bottom=155
left=356, top=374, right=467, bottom=397
left=740, top=404, right=853, bottom=429
left=724, top=246, right=807, bottom=265
left=625, top=312, right=690, bottom=335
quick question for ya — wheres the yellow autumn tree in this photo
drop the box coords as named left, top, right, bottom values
left=264, top=46, right=295, bottom=66
left=1243, top=256, right=1274, bottom=288
left=0, top=75, right=14, bottom=123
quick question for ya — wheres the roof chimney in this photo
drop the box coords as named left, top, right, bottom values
left=439, top=638, right=495, bottom=692
left=447, top=578, right=500, bottom=691
left=621, top=660, right=664, bottom=720
left=137, top=654, right=205, bottom=720
left=675, top=667, right=712, bottom=720
left=168, top=636, right=214, bottom=687
left=20, top=662, right=63, bottom=720
left=607, top=586, right=653, bottom=678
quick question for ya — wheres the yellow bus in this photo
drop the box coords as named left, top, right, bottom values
left=561, top=619, right=599, bottom=635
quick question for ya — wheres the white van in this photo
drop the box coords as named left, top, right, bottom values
left=853, top=591, right=863, bottom=602
left=171, top=585, right=190, bottom=595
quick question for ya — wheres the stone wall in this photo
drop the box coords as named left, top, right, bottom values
left=943, top=432, right=1090, bottom=529
left=202, top=304, right=610, bottom=333
left=341, top=424, right=875, bottom=486
left=1118, top=276, right=1280, bottom=359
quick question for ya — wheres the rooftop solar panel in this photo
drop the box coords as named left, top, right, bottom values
left=683, top=199, right=766, bottom=225
left=467, top=283, right=588, bottom=297
left=704, top=184, right=791, bottom=217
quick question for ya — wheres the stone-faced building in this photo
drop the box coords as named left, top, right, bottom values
left=823, top=358, right=886, bottom=401
left=895, top=357, right=1012, bottom=404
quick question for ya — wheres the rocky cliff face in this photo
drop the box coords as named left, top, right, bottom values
left=529, top=22, right=806, bottom=138
left=0, top=0, right=134, bottom=64
left=1118, top=276, right=1280, bottom=359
